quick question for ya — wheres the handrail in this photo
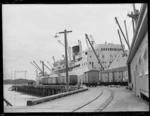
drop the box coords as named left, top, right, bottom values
left=4, top=98, right=12, bottom=106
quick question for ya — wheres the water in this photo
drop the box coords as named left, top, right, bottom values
left=4, top=84, right=39, bottom=107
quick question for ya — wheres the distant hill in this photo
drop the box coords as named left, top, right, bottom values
left=4, top=78, right=36, bottom=84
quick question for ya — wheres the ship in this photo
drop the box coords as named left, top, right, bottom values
left=39, top=34, right=128, bottom=85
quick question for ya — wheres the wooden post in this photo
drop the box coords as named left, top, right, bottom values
left=58, top=29, right=72, bottom=92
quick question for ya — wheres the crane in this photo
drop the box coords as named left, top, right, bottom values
left=47, top=61, right=53, bottom=68
left=85, top=36, right=91, bottom=50
left=58, top=40, right=65, bottom=47
left=117, top=30, right=125, bottom=55
left=52, top=56, right=56, bottom=64
left=43, top=62, right=52, bottom=71
left=31, top=62, right=42, bottom=72
left=85, top=34, right=104, bottom=71
left=62, top=54, right=65, bottom=59
left=58, top=40, right=71, bottom=61
left=33, top=61, right=42, bottom=71
left=33, top=61, right=43, bottom=75
left=90, top=35, right=96, bottom=46
left=115, top=17, right=130, bottom=50
left=31, top=62, right=43, bottom=79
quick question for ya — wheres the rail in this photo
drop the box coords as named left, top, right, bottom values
left=95, top=89, right=114, bottom=112
left=4, top=98, right=12, bottom=106
left=72, top=88, right=114, bottom=112
left=72, top=89, right=103, bottom=112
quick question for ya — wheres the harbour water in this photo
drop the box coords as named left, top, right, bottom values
left=4, top=84, right=39, bottom=107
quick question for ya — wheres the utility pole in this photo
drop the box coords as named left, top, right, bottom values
left=57, top=29, right=72, bottom=92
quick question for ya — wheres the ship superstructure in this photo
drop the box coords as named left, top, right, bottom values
left=49, top=40, right=126, bottom=83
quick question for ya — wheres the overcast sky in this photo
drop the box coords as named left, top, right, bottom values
left=3, top=4, right=142, bottom=80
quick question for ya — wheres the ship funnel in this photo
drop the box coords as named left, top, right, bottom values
left=72, top=45, right=80, bottom=55
left=72, top=45, right=79, bottom=61
left=78, top=40, right=82, bottom=53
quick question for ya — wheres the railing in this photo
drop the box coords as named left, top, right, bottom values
left=4, top=98, right=12, bottom=106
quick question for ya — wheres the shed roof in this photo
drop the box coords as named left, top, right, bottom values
left=84, top=70, right=99, bottom=73
left=127, top=4, right=148, bottom=64
left=101, top=66, right=127, bottom=73
left=108, top=55, right=128, bottom=69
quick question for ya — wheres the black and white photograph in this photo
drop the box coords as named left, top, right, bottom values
left=3, top=3, right=148, bottom=112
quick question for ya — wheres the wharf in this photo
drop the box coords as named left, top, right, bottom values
left=4, top=86, right=148, bottom=112
left=4, top=86, right=111, bottom=112
left=11, top=84, right=77, bottom=97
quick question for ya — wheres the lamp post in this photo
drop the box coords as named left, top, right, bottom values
left=54, top=29, right=72, bottom=92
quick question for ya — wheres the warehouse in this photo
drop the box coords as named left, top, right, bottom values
left=127, top=4, right=148, bottom=99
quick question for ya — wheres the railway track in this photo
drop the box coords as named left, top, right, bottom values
left=95, top=89, right=114, bottom=112
left=72, top=89, right=103, bottom=112
left=5, top=87, right=114, bottom=112
left=72, top=88, right=114, bottom=112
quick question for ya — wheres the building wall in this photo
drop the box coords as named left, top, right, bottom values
left=87, top=44, right=123, bottom=70
left=130, top=32, right=148, bottom=98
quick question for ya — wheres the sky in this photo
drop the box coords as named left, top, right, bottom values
left=3, top=4, right=142, bottom=80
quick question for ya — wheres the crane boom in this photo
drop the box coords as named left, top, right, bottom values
left=85, top=34, right=104, bottom=71
left=47, top=61, right=53, bottom=68
left=33, top=61, right=42, bottom=72
left=58, top=40, right=65, bottom=47
left=58, top=40, right=71, bottom=61
left=90, top=35, right=96, bottom=45
left=115, top=17, right=130, bottom=50
left=52, top=56, right=55, bottom=63
left=31, top=62, right=42, bottom=71
left=85, top=37, right=90, bottom=50
left=43, top=63, right=52, bottom=71
left=117, top=30, right=125, bottom=55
